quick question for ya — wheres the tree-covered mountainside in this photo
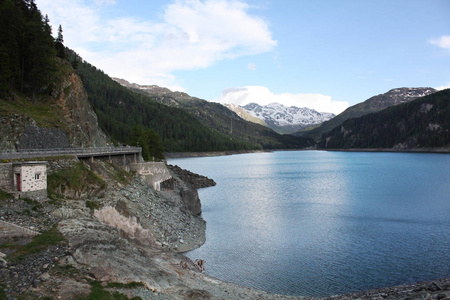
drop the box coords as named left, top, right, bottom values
left=318, top=89, right=450, bottom=149
left=299, top=87, right=436, bottom=141
left=70, top=51, right=256, bottom=152
left=114, top=79, right=314, bottom=150
left=0, top=0, right=58, bottom=97
left=0, top=0, right=109, bottom=150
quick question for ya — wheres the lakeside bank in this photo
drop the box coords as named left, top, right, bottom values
left=166, top=146, right=450, bottom=159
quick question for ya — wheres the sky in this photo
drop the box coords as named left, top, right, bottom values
left=35, top=0, right=450, bottom=114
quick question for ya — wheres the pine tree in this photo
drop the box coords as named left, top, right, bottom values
left=55, top=24, right=65, bottom=59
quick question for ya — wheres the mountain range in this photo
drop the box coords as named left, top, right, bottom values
left=112, top=78, right=314, bottom=150
left=319, top=89, right=450, bottom=150
left=299, top=87, right=437, bottom=140
left=238, top=102, right=335, bottom=134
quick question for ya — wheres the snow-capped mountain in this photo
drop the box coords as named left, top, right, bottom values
left=240, top=103, right=335, bottom=134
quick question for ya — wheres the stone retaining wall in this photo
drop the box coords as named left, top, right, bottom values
left=130, top=162, right=172, bottom=191
left=0, top=163, right=13, bottom=192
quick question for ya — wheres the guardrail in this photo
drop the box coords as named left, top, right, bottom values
left=0, top=146, right=142, bottom=160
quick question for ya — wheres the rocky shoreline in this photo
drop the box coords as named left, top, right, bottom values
left=1, top=158, right=449, bottom=299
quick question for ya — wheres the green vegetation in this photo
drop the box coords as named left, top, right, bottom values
left=0, top=94, right=69, bottom=130
left=21, top=197, right=43, bottom=211
left=0, top=190, right=13, bottom=201
left=77, top=282, right=142, bottom=300
left=129, top=124, right=165, bottom=161
left=106, top=282, right=145, bottom=289
left=68, top=50, right=253, bottom=153
left=0, top=284, right=6, bottom=300
left=318, top=89, right=450, bottom=149
left=48, top=162, right=106, bottom=199
left=85, top=200, right=103, bottom=211
left=130, top=84, right=314, bottom=150
left=108, top=162, right=133, bottom=185
left=0, top=0, right=59, bottom=98
left=8, top=225, right=65, bottom=262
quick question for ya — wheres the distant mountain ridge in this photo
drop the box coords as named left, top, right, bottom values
left=223, top=103, right=268, bottom=127
left=113, top=78, right=314, bottom=150
left=300, top=87, right=437, bottom=140
left=318, top=89, right=450, bottom=150
left=239, top=102, right=335, bottom=134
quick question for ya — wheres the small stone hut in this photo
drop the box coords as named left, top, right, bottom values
left=0, top=161, right=48, bottom=200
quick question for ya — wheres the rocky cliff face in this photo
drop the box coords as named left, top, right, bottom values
left=54, top=70, right=109, bottom=148
left=0, top=61, right=108, bottom=151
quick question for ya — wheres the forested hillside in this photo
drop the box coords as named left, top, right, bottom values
left=318, top=89, right=450, bottom=149
left=0, top=0, right=109, bottom=150
left=70, top=51, right=255, bottom=153
left=0, top=0, right=59, bottom=97
left=299, top=87, right=436, bottom=141
left=116, top=79, right=314, bottom=150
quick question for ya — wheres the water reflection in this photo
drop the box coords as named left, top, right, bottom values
left=169, top=151, right=450, bottom=297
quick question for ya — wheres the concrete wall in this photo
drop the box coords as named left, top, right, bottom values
left=80, top=153, right=142, bottom=171
left=130, top=162, right=172, bottom=191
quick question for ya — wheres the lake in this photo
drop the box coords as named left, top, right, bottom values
left=168, top=151, right=450, bottom=297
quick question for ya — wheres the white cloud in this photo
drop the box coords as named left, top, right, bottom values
left=216, top=86, right=349, bottom=114
left=247, top=63, right=256, bottom=71
left=35, top=0, right=276, bottom=90
left=429, top=35, right=450, bottom=51
left=435, top=83, right=450, bottom=91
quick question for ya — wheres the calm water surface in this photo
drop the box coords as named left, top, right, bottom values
left=169, top=151, right=450, bottom=297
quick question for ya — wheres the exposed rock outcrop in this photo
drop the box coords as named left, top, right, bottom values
left=54, top=69, right=108, bottom=148
left=0, top=61, right=108, bottom=151
left=167, top=164, right=216, bottom=216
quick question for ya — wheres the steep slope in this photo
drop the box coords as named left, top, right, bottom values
left=0, top=60, right=108, bottom=151
left=113, top=78, right=314, bottom=150
left=241, top=102, right=335, bottom=134
left=318, top=89, right=450, bottom=150
left=72, top=58, right=255, bottom=152
left=300, top=87, right=436, bottom=141
left=0, top=0, right=108, bottom=151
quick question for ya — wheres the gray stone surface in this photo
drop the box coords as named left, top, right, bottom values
left=17, top=124, right=70, bottom=150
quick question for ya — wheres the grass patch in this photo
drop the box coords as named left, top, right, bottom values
left=0, top=96, right=68, bottom=131
left=0, top=190, right=13, bottom=201
left=0, top=241, right=16, bottom=249
left=86, top=200, right=103, bottom=211
left=0, top=284, right=6, bottom=300
left=106, top=282, right=145, bottom=289
left=48, top=162, right=106, bottom=198
left=22, top=198, right=43, bottom=211
left=108, top=162, right=133, bottom=185
left=51, top=264, right=81, bottom=278
left=77, top=282, right=142, bottom=300
left=9, top=225, right=65, bottom=262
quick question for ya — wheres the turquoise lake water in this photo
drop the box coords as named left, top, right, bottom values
left=169, top=151, right=450, bottom=297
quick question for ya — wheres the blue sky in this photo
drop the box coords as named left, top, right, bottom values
left=35, top=0, right=450, bottom=114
